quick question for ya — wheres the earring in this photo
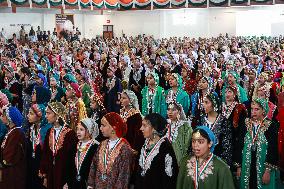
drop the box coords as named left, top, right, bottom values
left=111, top=130, right=115, bottom=135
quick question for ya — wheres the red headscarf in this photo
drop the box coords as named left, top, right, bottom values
left=104, top=112, right=127, bottom=138
left=70, top=82, right=82, bottom=98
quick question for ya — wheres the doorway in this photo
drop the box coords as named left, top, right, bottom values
left=103, top=25, right=113, bottom=39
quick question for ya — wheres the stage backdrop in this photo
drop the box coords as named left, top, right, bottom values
left=55, top=14, right=74, bottom=36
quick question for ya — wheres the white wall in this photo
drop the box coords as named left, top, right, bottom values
left=1, top=5, right=284, bottom=39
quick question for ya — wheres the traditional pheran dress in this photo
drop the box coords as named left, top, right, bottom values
left=240, top=118, right=279, bottom=189
left=201, top=114, right=232, bottom=166
left=66, top=98, right=87, bottom=131
left=27, top=122, right=52, bottom=189
left=177, top=154, right=235, bottom=189
left=135, top=136, right=178, bottom=189
left=40, top=126, right=78, bottom=189
left=73, top=140, right=99, bottom=189
left=0, top=127, right=27, bottom=189
left=221, top=102, right=247, bottom=169
left=90, top=138, right=134, bottom=189
left=141, top=86, right=167, bottom=118
left=166, top=120, right=192, bottom=166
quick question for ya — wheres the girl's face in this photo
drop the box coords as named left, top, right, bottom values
left=225, top=89, right=235, bottom=102
left=203, top=97, right=214, bottom=114
left=50, top=78, right=57, bottom=87
left=192, top=133, right=212, bottom=158
left=181, top=68, right=188, bottom=78
left=27, top=108, right=40, bottom=124
left=251, top=102, right=265, bottom=120
left=140, top=119, right=154, bottom=139
left=76, top=123, right=90, bottom=141
left=258, top=75, right=266, bottom=85
left=168, top=75, right=178, bottom=88
left=45, top=107, right=58, bottom=124
left=100, top=117, right=114, bottom=138
left=227, top=74, right=236, bottom=85
left=120, top=92, right=131, bottom=108
left=167, top=106, right=180, bottom=122
left=257, top=89, right=266, bottom=99
left=198, top=78, right=208, bottom=90
left=32, top=91, right=37, bottom=103
left=146, top=74, right=156, bottom=86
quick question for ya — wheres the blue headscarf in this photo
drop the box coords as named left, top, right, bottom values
left=194, top=126, right=217, bottom=153
left=37, top=104, right=52, bottom=144
left=5, top=106, right=23, bottom=128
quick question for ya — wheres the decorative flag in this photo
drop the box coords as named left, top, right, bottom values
left=209, top=0, right=228, bottom=7
left=188, top=0, right=206, bottom=7
left=119, top=0, right=134, bottom=9
left=171, top=0, right=186, bottom=8
left=153, top=0, right=170, bottom=8
left=135, top=0, right=151, bottom=9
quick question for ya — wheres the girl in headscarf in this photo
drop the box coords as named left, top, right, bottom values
left=0, top=106, right=26, bottom=189
left=27, top=104, right=52, bottom=189
left=65, top=82, right=87, bottom=131
left=120, top=90, right=144, bottom=153
left=39, top=102, right=78, bottom=189
left=176, top=126, right=235, bottom=189
left=201, top=93, right=232, bottom=166
left=222, top=85, right=247, bottom=174
left=166, top=73, right=190, bottom=115
left=240, top=98, right=279, bottom=189
left=88, top=112, right=134, bottom=189
left=191, top=76, right=211, bottom=128
left=141, top=72, right=167, bottom=118
left=73, top=118, right=100, bottom=189
left=75, top=68, right=92, bottom=115
left=135, top=113, right=178, bottom=189
left=222, top=70, right=248, bottom=104
left=49, top=76, right=65, bottom=103
left=166, top=102, right=192, bottom=166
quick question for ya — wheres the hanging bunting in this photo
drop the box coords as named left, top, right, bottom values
left=230, top=0, right=248, bottom=6
left=135, top=0, right=151, bottom=9
left=10, top=0, right=29, bottom=6
left=32, top=0, right=48, bottom=8
left=209, top=0, right=228, bottom=7
left=105, top=0, right=118, bottom=8
left=64, top=0, right=78, bottom=8
left=80, top=0, right=91, bottom=8
left=171, top=0, right=186, bottom=8
left=250, top=0, right=272, bottom=5
left=0, top=0, right=7, bottom=7
left=119, top=0, right=134, bottom=9
left=49, top=0, right=62, bottom=7
left=188, top=0, right=206, bottom=7
left=153, top=0, right=170, bottom=8
left=92, top=0, right=104, bottom=8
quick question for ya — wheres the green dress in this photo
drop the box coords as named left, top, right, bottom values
left=177, top=155, right=235, bottom=189
left=80, top=83, right=92, bottom=115
left=240, top=118, right=278, bottom=189
left=166, top=120, right=192, bottom=166
left=141, top=86, right=167, bottom=118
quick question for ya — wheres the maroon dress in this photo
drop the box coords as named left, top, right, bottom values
left=0, top=127, right=27, bottom=189
left=40, top=126, right=78, bottom=189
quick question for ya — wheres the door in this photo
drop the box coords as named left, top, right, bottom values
left=103, top=25, right=113, bottom=39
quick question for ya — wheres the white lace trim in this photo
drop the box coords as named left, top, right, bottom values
left=186, top=156, right=214, bottom=182
left=139, top=137, right=166, bottom=176
left=165, top=154, right=173, bottom=177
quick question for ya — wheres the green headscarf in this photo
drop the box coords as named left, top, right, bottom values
left=171, top=73, right=183, bottom=88
left=253, top=98, right=269, bottom=116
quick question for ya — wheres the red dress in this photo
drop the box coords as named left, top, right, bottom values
left=0, top=127, right=27, bottom=189
left=277, top=92, right=284, bottom=171
left=40, top=126, right=78, bottom=189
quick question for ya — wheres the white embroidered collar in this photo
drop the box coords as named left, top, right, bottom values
left=139, top=136, right=166, bottom=176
